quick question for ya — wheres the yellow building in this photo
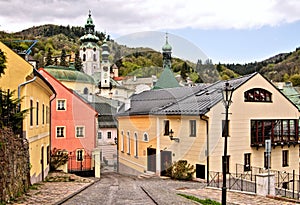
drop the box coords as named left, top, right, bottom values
left=0, top=41, right=56, bottom=184
left=116, top=73, right=300, bottom=179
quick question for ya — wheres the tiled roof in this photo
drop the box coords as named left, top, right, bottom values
left=118, top=73, right=257, bottom=116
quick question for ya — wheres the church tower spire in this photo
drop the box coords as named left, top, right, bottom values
left=79, top=10, right=101, bottom=83
left=162, top=32, right=172, bottom=69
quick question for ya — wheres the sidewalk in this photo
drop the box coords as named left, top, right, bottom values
left=180, top=187, right=300, bottom=205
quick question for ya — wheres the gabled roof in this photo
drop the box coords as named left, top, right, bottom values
left=117, top=72, right=258, bottom=116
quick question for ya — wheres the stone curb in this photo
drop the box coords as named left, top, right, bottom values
left=54, top=178, right=100, bottom=205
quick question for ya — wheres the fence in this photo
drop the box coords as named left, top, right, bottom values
left=208, top=171, right=256, bottom=194
left=235, top=164, right=300, bottom=200
left=68, top=155, right=93, bottom=174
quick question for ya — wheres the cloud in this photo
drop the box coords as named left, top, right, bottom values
left=1, top=0, right=300, bottom=33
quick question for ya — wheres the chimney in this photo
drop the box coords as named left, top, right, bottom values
left=124, top=99, right=131, bottom=111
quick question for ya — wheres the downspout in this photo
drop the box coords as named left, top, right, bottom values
left=200, top=114, right=209, bottom=184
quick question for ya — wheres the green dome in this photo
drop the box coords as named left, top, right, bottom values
left=162, top=42, right=172, bottom=51
left=44, top=65, right=95, bottom=84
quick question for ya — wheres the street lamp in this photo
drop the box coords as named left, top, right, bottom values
left=169, top=129, right=180, bottom=142
left=221, top=82, right=234, bottom=205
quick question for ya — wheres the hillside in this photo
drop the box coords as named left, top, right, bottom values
left=3, top=24, right=300, bottom=84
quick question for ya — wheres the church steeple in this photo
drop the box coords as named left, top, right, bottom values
left=153, top=33, right=180, bottom=90
left=162, top=33, right=172, bottom=69
left=85, top=10, right=95, bottom=34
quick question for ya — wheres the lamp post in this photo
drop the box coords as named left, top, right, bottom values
left=221, top=82, right=234, bottom=205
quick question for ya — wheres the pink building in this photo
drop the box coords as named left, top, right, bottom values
left=39, top=68, right=98, bottom=172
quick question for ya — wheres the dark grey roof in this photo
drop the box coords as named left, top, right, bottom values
left=90, top=102, right=117, bottom=115
left=117, top=72, right=257, bottom=116
left=153, top=73, right=257, bottom=115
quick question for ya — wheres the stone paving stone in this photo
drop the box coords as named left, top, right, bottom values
left=11, top=181, right=93, bottom=205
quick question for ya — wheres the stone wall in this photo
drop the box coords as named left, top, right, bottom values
left=0, top=128, right=30, bottom=203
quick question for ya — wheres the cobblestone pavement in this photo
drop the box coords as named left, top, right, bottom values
left=11, top=172, right=300, bottom=205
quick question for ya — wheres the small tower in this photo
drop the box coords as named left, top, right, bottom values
left=153, top=33, right=180, bottom=90
left=100, top=39, right=111, bottom=88
left=79, top=10, right=101, bottom=82
left=162, top=33, right=172, bottom=69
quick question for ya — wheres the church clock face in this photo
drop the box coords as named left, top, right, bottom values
left=103, top=66, right=108, bottom=72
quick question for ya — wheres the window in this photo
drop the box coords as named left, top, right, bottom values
left=30, top=99, right=33, bottom=126
left=57, top=99, right=66, bottom=110
left=190, top=120, right=196, bottom=136
left=83, top=54, right=86, bottom=61
left=98, top=132, right=102, bottom=139
left=36, top=102, right=39, bottom=125
left=121, top=131, right=124, bottom=152
left=244, top=88, right=272, bottom=102
left=164, top=120, right=170, bottom=135
left=76, top=126, right=85, bottom=138
left=251, top=119, right=298, bottom=146
left=143, top=132, right=149, bottom=142
left=76, top=149, right=84, bottom=161
left=282, top=150, right=289, bottom=167
left=46, top=106, right=49, bottom=124
left=84, top=88, right=88, bottom=94
left=107, top=131, right=112, bottom=139
left=93, top=54, right=97, bottom=61
left=42, top=104, right=45, bottom=125
left=127, top=131, right=130, bottom=155
left=264, top=152, right=271, bottom=169
left=56, top=126, right=65, bottom=138
left=244, top=153, right=251, bottom=171
left=134, top=133, right=138, bottom=157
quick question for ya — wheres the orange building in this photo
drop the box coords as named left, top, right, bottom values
left=39, top=68, right=98, bottom=172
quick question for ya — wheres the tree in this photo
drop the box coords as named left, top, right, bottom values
left=0, top=89, right=28, bottom=134
left=45, top=48, right=53, bottom=66
left=180, top=62, right=189, bottom=81
left=60, top=49, right=68, bottom=67
left=74, top=50, right=83, bottom=71
left=0, top=49, right=7, bottom=76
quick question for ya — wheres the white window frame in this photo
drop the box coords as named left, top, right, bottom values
left=127, top=131, right=130, bottom=155
left=107, top=131, right=112, bottom=139
left=134, top=132, right=138, bottom=157
left=57, top=99, right=66, bottom=111
left=121, top=131, right=124, bottom=152
left=98, top=131, right=102, bottom=139
left=56, top=126, right=66, bottom=138
left=75, top=126, right=85, bottom=138
left=143, top=132, right=149, bottom=142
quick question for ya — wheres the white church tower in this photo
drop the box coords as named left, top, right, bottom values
left=79, top=10, right=101, bottom=82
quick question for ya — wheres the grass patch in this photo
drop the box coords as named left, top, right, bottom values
left=177, top=193, right=221, bottom=205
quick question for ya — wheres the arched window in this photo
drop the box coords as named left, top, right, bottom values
left=134, top=133, right=138, bottom=157
left=93, top=54, right=97, bottom=61
left=83, top=88, right=88, bottom=94
left=244, top=88, right=272, bottom=102
left=83, top=54, right=86, bottom=61
left=143, top=132, right=149, bottom=142
left=127, top=131, right=130, bottom=155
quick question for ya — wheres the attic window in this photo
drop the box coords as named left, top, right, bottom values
left=244, top=88, right=272, bottom=102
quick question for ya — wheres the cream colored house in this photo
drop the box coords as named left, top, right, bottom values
left=116, top=72, right=300, bottom=179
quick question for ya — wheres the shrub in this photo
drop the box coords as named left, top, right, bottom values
left=166, top=160, right=195, bottom=180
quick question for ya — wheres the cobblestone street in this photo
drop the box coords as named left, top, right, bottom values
left=12, top=172, right=300, bottom=205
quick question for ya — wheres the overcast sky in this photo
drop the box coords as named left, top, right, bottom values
left=1, top=0, right=300, bottom=63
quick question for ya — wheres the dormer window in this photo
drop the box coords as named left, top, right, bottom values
left=244, top=88, right=272, bottom=102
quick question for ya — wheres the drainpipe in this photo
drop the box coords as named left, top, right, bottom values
left=200, top=114, right=209, bottom=184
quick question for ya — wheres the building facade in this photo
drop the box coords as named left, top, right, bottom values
left=116, top=73, right=300, bottom=179
left=39, top=68, right=98, bottom=172
left=0, top=41, right=56, bottom=184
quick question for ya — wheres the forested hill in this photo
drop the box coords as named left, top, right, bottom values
left=1, top=24, right=300, bottom=84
